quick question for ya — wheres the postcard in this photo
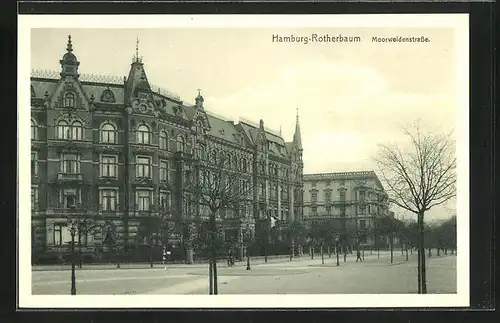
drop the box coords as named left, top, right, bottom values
left=18, top=13, right=469, bottom=308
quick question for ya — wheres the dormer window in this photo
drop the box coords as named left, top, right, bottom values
left=64, top=92, right=76, bottom=108
left=219, top=129, right=225, bottom=135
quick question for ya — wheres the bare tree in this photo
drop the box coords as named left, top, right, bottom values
left=374, top=122, right=456, bottom=294
left=185, top=147, right=254, bottom=295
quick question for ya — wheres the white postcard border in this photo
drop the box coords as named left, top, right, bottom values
left=18, top=13, right=469, bottom=308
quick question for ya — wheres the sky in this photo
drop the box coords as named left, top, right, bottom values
left=30, top=27, right=460, bottom=221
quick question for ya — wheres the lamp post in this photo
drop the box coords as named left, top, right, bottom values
left=244, top=223, right=252, bottom=271
left=69, top=221, right=77, bottom=295
left=335, top=234, right=340, bottom=266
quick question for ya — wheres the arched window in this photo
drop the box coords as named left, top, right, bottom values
left=195, top=143, right=202, bottom=159
left=100, top=122, right=116, bottom=143
left=241, top=158, right=247, bottom=172
left=64, top=92, right=76, bottom=108
left=176, top=135, right=184, bottom=152
left=71, top=121, right=83, bottom=140
left=31, top=119, right=37, bottom=140
left=226, top=153, right=231, bottom=168
left=56, top=120, right=70, bottom=140
left=136, top=124, right=150, bottom=144
left=159, top=130, right=169, bottom=150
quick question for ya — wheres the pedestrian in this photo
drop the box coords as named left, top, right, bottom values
left=162, top=247, right=167, bottom=270
left=356, top=249, right=362, bottom=262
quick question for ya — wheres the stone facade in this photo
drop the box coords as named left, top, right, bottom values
left=30, top=35, right=304, bottom=262
left=302, top=171, right=392, bottom=247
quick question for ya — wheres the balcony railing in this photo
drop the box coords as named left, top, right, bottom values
left=52, top=203, right=86, bottom=213
left=57, top=173, right=83, bottom=181
left=98, top=204, right=119, bottom=215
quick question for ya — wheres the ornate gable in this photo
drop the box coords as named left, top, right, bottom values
left=51, top=78, right=89, bottom=111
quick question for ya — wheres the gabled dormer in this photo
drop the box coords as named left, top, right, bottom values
left=125, top=39, right=158, bottom=115
left=49, top=35, right=90, bottom=111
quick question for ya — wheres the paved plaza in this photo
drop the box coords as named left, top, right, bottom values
left=32, top=250, right=456, bottom=295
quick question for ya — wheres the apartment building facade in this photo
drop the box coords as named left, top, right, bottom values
left=30, top=35, right=304, bottom=262
left=302, top=171, right=392, bottom=248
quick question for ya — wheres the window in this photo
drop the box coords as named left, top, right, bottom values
left=56, top=120, right=70, bottom=140
left=64, top=92, right=76, bottom=108
left=359, top=206, right=366, bottom=215
left=359, top=191, right=366, bottom=202
left=31, top=151, right=38, bottom=176
left=159, top=160, right=169, bottom=182
left=53, top=224, right=72, bottom=246
left=340, top=206, right=346, bottom=217
left=326, top=205, right=332, bottom=215
left=311, top=191, right=318, bottom=202
left=159, top=130, right=169, bottom=150
left=31, top=119, right=37, bottom=140
left=136, top=189, right=152, bottom=211
left=61, top=188, right=79, bottom=209
left=325, top=191, right=332, bottom=202
left=311, top=181, right=317, bottom=187
left=100, top=189, right=117, bottom=211
left=339, top=191, right=346, bottom=202
left=136, top=156, right=151, bottom=178
left=183, top=194, right=191, bottom=215
left=159, top=190, right=171, bottom=210
left=312, top=206, right=318, bottom=216
left=71, top=121, right=83, bottom=140
left=60, top=153, right=80, bottom=174
left=100, top=155, right=117, bottom=178
left=260, top=182, right=266, bottom=196
left=359, top=220, right=367, bottom=230
left=100, top=122, right=116, bottom=143
left=54, top=224, right=64, bottom=245
left=136, top=124, right=150, bottom=144
left=31, top=186, right=38, bottom=210
left=176, top=135, right=184, bottom=152
left=241, top=158, right=248, bottom=172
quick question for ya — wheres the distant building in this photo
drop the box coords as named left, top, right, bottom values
left=30, top=35, right=304, bottom=263
left=303, top=171, right=393, bottom=248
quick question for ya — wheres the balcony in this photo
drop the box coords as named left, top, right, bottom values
left=51, top=203, right=87, bottom=214
left=57, top=172, right=83, bottom=181
left=98, top=204, right=119, bottom=216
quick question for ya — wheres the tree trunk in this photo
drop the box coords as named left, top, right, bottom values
left=417, top=217, right=422, bottom=294
left=390, top=233, right=394, bottom=264
left=419, top=212, right=427, bottom=294
left=71, top=231, right=76, bottom=295
left=210, top=212, right=218, bottom=295
left=209, top=261, right=213, bottom=295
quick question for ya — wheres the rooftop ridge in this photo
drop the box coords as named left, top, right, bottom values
left=304, top=171, right=376, bottom=178
left=206, top=110, right=234, bottom=123
left=150, top=84, right=181, bottom=101
left=31, top=69, right=182, bottom=102
left=239, top=117, right=281, bottom=137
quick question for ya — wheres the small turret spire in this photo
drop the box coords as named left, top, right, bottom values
left=195, top=88, right=204, bottom=108
left=293, top=107, right=303, bottom=151
left=60, top=34, right=80, bottom=78
left=66, top=35, right=73, bottom=52
left=136, top=38, right=139, bottom=60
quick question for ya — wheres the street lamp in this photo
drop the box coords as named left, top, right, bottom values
left=69, top=220, right=77, bottom=295
left=244, top=222, right=252, bottom=271
left=335, top=234, right=340, bottom=266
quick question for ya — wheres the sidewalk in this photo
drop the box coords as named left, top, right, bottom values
left=32, top=254, right=293, bottom=271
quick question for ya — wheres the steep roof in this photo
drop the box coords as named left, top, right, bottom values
left=206, top=113, right=241, bottom=144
